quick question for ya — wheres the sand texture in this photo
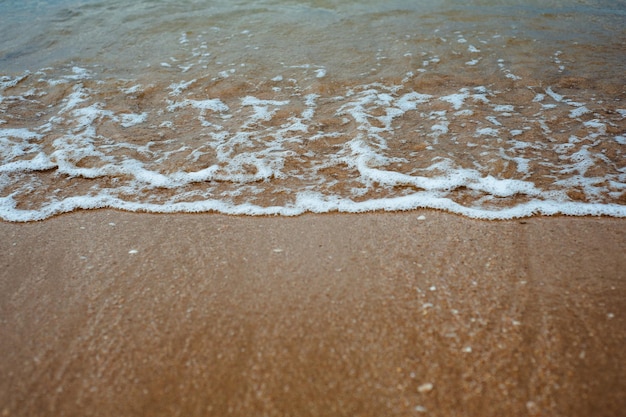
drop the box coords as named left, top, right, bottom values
left=1, top=211, right=625, bottom=417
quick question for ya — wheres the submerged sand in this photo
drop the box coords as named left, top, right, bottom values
left=1, top=211, right=625, bottom=417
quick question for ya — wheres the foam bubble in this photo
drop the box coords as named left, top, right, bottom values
left=476, top=127, right=499, bottom=137
left=494, top=105, right=514, bottom=112
left=0, top=72, right=30, bottom=90
left=120, top=113, right=148, bottom=128
left=440, top=90, right=469, bottom=110
left=241, top=96, right=289, bottom=121
left=545, top=87, right=564, bottom=102
left=168, top=79, right=196, bottom=96
left=59, top=85, right=89, bottom=114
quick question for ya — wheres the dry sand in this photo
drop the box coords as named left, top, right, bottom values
left=1, top=210, right=625, bottom=417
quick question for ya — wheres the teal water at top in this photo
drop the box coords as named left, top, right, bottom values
left=2, top=0, right=625, bottom=73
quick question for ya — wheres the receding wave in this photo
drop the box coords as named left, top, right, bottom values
left=1, top=2, right=625, bottom=221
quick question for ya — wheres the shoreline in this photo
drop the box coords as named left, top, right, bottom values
left=1, top=210, right=625, bottom=416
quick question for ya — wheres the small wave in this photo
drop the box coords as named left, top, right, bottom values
left=1, top=3, right=625, bottom=221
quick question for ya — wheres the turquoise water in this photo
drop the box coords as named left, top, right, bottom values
left=1, top=0, right=625, bottom=220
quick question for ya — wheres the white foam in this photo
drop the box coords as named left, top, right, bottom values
left=468, top=175, right=539, bottom=197
left=167, top=98, right=229, bottom=113
left=70, top=104, right=115, bottom=133
left=4, top=186, right=624, bottom=223
left=0, top=128, right=52, bottom=174
left=476, top=127, right=499, bottom=137
left=217, top=69, right=235, bottom=78
left=301, top=93, right=317, bottom=105
left=499, top=148, right=530, bottom=174
left=0, top=72, right=30, bottom=90
left=396, top=92, right=432, bottom=111
left=241, top=96, right=289, bottom=121
left=120, top=112, right=148, bottom=128
left=59, top=84, right=89, bottom=114
left=2, top=54, right=625, bottom=222
left=532, top=93, right=545, bottom=102
left=569, top=106, right=590, bottom=118
left=486, top=116, right=502, bottom=126
left=472, top=88, right=489, bottom=104
left=440, top=90, right=469, bottom=110
left=431, top=122, right=449, bottom=135
left=0, top=152, right=55, bottom=173
left=545, top=87, right=564, bottom=102
left=0, top=128, right=40, bottom=141
left=168, top=79, right=196, bottom=96
left=65, top=67, right=91, bottom=81
left=494, top=105, right=514, bottom=112
left=121, top=84, right=143, bottom=95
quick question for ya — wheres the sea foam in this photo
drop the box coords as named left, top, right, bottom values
left=1, top=4, right=624, bottom=222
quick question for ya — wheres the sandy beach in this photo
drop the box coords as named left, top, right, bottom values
left=1, top=210, right=625, bottom=417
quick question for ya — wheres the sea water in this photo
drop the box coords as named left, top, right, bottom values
left=1, top=0, right=625, bottom=221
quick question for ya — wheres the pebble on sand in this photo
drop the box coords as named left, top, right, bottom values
left=418, top=382, right=434, bottom=393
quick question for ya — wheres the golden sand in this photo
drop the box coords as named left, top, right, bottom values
left=1, top=211, right=625, bottom=416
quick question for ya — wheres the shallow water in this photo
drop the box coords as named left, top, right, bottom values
left=1, top=0, right=625, bottom=221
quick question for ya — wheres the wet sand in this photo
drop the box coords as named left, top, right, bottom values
left=1, top=210, right=625, bottom=417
